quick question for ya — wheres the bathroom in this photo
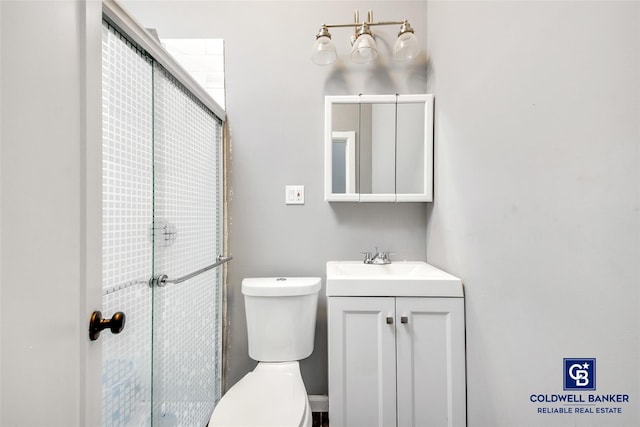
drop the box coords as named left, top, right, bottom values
left=0, top=0, right=638, bottom=426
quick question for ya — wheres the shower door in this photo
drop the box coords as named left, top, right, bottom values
left=102, top=22, right=154, bottom=427
left=101, top=20, right=224, bottom=427
left=150, top=62, right=224, bottom=425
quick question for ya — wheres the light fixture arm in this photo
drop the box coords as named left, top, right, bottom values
left=321, top=19, right=409, bottom=30
left=320, top=9, right=410, bottom=31
left=353, top=10, right=359, bottom=41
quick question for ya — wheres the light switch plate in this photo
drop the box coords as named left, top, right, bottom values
left=285, top=185, right=304, bottom=205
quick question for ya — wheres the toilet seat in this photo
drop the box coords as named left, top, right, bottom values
left=209, top=362, right=309, bottom=427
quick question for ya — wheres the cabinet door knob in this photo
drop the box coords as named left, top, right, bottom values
left=386, top=316, right=394, bottom=324
left=401, top=316, right=408, bottom=324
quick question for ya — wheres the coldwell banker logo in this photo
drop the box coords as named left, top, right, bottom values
left=530, top=357, right=631, bottom=415
left=564, top=358, right=596, bottom=391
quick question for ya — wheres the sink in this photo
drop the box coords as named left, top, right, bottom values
left=326, top=261, right=463, bottom=297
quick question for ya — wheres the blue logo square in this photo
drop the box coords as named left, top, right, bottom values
left=564, top=358, right=596, bottom=390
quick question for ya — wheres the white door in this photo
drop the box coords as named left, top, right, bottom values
left=396, top=297, right=467, bottom=427
left=0, top=0, right=104, bottom=425
left=327, top=297, right=397, bottom=427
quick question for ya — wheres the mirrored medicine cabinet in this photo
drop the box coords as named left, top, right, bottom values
left=324, top=94, right=433, bottom=202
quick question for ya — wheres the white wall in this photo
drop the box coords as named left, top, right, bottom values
left=123, top=0, right=429, bottom=395
left=426, top=1, right=640, bottom=426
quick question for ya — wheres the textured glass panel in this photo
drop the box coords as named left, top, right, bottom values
left=152, top=62, right=223, bottom=426
left=151, top=270, right=222, bottom=424
left=101, top=22, right=153, bottom=427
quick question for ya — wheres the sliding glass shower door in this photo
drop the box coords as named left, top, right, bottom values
left=101, top=20, right=224, bottom=427
left=101, top=22, right=154, bottom=427
left=151, top=62, right=223, bottom=425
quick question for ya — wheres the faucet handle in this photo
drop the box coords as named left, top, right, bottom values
left=360, top=251, right=372, bottom=263
left=381, top=251, right=395, bottom=261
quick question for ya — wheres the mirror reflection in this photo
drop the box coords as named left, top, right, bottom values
left=331, top=104, right=359, bottom=195
left=359, top=101, right=396, bottom=195
left=396, top=101, right=426, bottom=195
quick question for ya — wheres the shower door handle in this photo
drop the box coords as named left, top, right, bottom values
left=150, top=255, right=233, bottom=287
left=89, top=310, right=126, bottom=341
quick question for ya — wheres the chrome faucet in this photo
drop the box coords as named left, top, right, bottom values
left=361, top=247, right=393, bottom=265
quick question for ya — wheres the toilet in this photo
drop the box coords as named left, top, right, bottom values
left=209, top=277, right=321, bottom=427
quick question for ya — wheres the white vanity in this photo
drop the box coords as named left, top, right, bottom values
left=326, top=261, right=466, bottom=427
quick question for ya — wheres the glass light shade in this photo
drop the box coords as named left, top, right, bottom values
left=393, top=31, right=419, bottom=62
left=351, top=33, right=378, bottom=64
left=311, top=36, right=337, bottom=65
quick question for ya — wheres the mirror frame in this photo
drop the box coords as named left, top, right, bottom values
left=324, top=94, right=434, bottom=202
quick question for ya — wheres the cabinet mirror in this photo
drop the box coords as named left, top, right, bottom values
left=324, top=94, right=433, bottom=202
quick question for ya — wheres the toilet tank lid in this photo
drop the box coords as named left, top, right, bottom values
left=242, top=277, right=321, bottom=296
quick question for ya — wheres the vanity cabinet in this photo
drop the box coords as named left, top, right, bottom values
left=324, top=94, right=434, bottom=202
left=327, top=296, right=466, bottom=427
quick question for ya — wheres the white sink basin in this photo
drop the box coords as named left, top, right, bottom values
left=326, top=261, right=463, bottom=297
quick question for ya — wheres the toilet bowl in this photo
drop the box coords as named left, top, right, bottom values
left=209, top=362, right=311, bottom=427
left=209, top=277, right=321, bottom=427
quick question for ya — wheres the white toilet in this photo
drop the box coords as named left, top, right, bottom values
left=209, top=277, right=321, bottom=427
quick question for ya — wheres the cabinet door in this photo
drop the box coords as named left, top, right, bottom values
left=328, top=297, right=397, bottom=427
left=396, top=298, right=466, bottom=427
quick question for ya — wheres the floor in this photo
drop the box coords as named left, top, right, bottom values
left=312, top=412, right=329, bottom=427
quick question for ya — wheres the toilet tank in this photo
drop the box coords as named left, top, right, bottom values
left=242, top=277, right=321, bottom=362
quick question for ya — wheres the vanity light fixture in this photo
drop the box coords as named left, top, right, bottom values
left=312, top=10, right=420, bottom=65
